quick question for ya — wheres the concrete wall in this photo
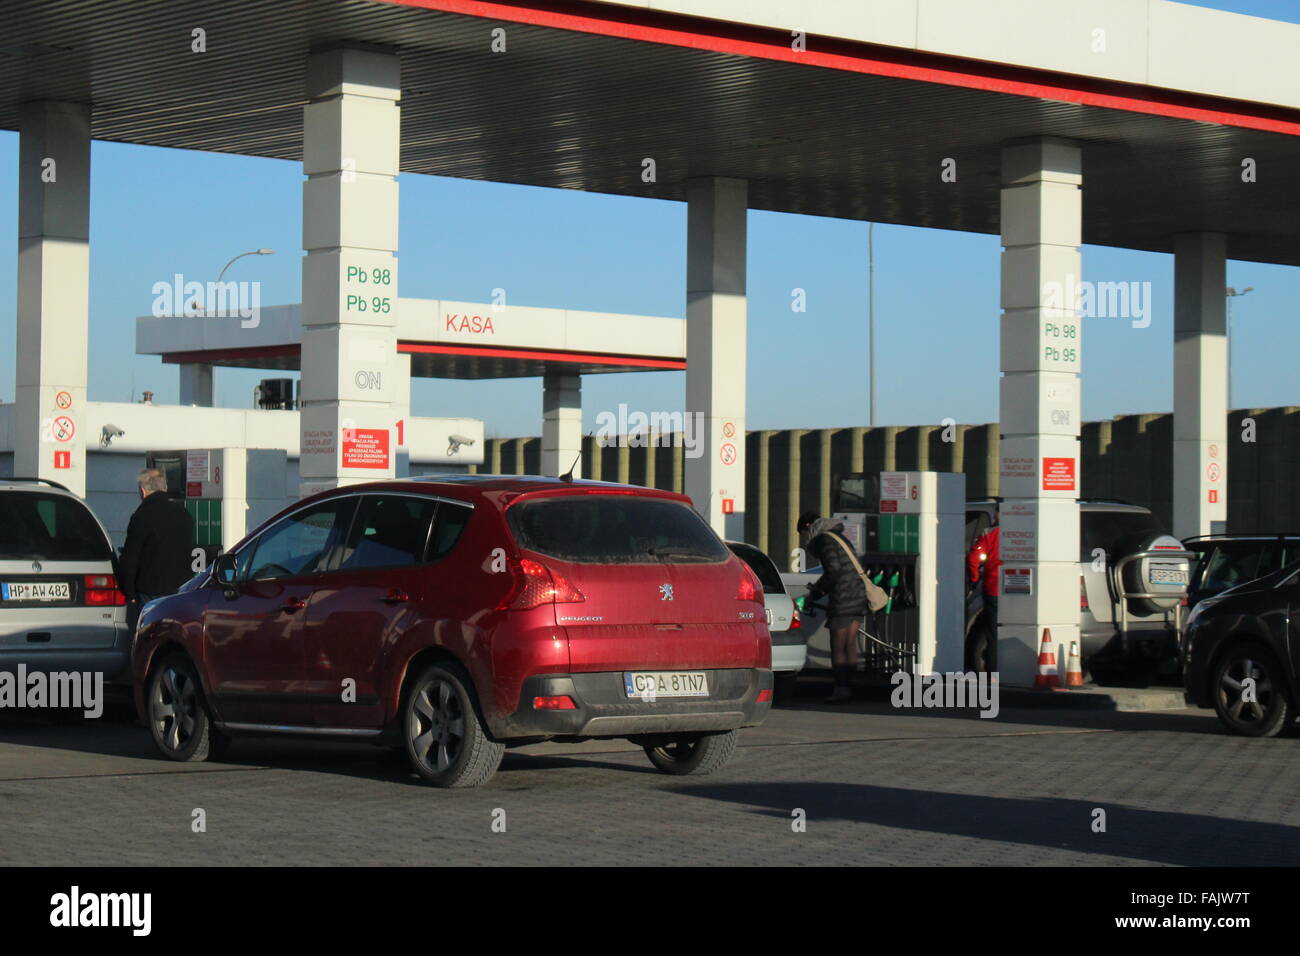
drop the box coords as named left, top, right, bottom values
left=483, top=406, right=1300, bottom=563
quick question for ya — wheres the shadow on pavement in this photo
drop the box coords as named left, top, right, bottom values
left=667, top=780, right=1300, bottom=866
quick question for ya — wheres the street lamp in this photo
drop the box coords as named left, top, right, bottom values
left=218, top=248, right=275, bottom=283
left=1225, top=286, right=1253, bottom=409
left=190, top=249, right=275, bottom=313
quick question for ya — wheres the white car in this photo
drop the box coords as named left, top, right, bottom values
left=727, top=541, right=805, bottom=702
left=0, top=478, right=131, bottom=684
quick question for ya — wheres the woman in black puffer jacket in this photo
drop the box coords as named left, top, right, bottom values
left=805, top=516, right=869, bottom=703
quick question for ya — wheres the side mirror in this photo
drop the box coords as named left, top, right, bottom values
left=213, top=553, right=240, bottom=595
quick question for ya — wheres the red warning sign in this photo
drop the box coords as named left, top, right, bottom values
left=721, top=498, right=734, bottom=515
left=719, top=442, right=737, bottom=465
left=53, top=450, right=70, bottom=469
left=1042, top=457, right=1076, bottom=491
left=1208, top=490, right=1219, bottom=504
left=342, top=428, right=391, bottom=469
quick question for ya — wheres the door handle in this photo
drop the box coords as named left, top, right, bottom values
left=381, top=588, right=409, bottom=605
left=280, top=596, right=307, bottom=613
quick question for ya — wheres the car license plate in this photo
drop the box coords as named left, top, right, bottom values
left=1150, top=568, right=1187, bottom=585
left=1, top=581, right=71, bottom=602
left=624, top=671, right=709, bottom=699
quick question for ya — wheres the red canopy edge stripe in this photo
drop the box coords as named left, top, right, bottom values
left=398, top=342, right=687, bottom=368
left=375, top=0, right=1300, bottom=136
left=161, top=345, right=299, bottom=364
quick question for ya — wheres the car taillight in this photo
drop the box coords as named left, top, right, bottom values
left=84, top=574, right=127, bottom=607
left=790, top=608, right=801, bottom=630
left=737, top=565, right=762, bottom=604
left=1079, top=575, right=1089, bottom=611
left=501, top=558, right=585, bottom=611
left=533, top=695, right=577, bottom=710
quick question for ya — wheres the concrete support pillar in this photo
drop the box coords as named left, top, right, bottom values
left=1173, top=232, right=1228, bottom=538
left=16, top=102, right=91, bottom=497
left=997, top=139, right=1083, bottom=685
left=541, top=369, right=581, bottom=478
left=298, top=46, right=401, bottom=495
left=179, top=364, right=215, bottom=406
left=685, top=176, right=747, bottom=538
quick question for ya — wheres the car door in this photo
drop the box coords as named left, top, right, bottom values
left=202, top=496, right=356, bottom=726
left=305, top=493, right=440, bottom=729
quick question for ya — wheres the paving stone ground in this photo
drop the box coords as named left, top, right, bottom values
left=1, top=691, right=1296, bottom=866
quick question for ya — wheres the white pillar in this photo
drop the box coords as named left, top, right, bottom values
left=542, top=370, right=581, bottom=478
left=16, top=102, right=91, bottom=498
left=179, top=363, right=214, bottom=406
left=685, top=176, right=747, bottom=539
left=1173, top=233, right=1228, bottom=539
left=298, top=46, right=401, bottom=495
left=997, top=139, right=1083, bottom=685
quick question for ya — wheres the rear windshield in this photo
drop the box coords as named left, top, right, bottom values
left=507, top=495, right=729, bottom=564
left=0, top=492, right=112, bottom=562
left=1080, top=510, right=1162, bottom=562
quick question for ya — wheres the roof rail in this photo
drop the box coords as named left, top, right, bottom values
left=1183, top=532, right=1300, bottom=542
left=0, top=476, right=70, bottom=492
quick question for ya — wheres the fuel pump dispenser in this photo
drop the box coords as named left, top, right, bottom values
left=145, top=448, right=289, bottom=566
left=876, top=471, right=966, bottom=674
left=789, top=470, right=966, bottom=677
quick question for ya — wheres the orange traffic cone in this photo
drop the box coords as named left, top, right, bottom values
left=1033, top=628, right=1059, bottom=690
left=1064, top=640, right=1084, bottom=687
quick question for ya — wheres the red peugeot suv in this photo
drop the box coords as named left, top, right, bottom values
left=133, top=476, right=773, bottom=787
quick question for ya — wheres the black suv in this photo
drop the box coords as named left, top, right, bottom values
left=1183, top=559, right=1300, bottom=736
left=1183, top=534, right=1300, bottom=608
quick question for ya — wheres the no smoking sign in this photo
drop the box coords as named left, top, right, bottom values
left=719, top=442, right=737, bottom=465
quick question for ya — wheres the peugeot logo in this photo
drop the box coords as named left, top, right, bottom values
left=659, top=583, right=673, bottom=601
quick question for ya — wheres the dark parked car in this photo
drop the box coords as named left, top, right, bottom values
left=133, top=476, right=773, bottom=787
left=1183, top=533, right=1300, bottom=608
left=1183, top=559, right=1300, bottom=736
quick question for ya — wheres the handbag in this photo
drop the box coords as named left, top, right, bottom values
left=826, top=533, right=889, bottom=613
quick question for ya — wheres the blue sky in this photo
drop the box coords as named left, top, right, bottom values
left=0, top=0, right=1296, bottom=439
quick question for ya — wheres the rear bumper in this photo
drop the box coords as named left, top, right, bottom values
left=0, top=647, right=130, bottom=684
left=495, top=668, right=772, bottom=741
left=771, top=640, right=807, bottom=674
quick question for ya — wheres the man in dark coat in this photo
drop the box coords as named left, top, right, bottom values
left=118, top=468, right=194, bottom=615
left=805, top=516, right=869, bottom=703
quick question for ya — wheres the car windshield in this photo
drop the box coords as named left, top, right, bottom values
left=507, top=495, right=729, bottom=564
left=1080, top=510, right=1162, bottom=562
left=0, top=492, right=112, bottom=562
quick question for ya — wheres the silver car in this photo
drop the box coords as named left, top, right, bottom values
left=0, top=479, right=131, bottom=683
left=727, top=541, right=805, bottom=702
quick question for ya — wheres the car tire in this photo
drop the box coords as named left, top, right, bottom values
left=147, top=654, right=218, bottom=762
left=403, top=663, right=504, bottom=788
left=773, top=672, right=798, bottom=705
left=643, top=730, right=738, bottom=775
left=1212, top=642, right=1294, bottom=738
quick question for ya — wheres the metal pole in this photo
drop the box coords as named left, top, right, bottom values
left=869, top=222, right=876, bottom=428
left=1227, top=294, right=1233, bottom=410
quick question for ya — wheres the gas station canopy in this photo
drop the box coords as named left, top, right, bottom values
left=136, top=300, right=687, bottom=378
left=4, top=0, right=1300, bottom=265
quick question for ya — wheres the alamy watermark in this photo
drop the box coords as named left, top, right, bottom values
left=890, top=670, right=999, bottom=719
left=0, top=665, right=103, bottom=718
left=593, top=404, right=705, bottom=458
left=152, top=273, right=262, bottom=328
left=1042, top=274, right=1152, bottom=328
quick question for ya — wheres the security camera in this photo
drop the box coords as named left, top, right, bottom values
left=447, top=434, right=476, bottom=456
left=100, top=424, right=125, bottom=448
